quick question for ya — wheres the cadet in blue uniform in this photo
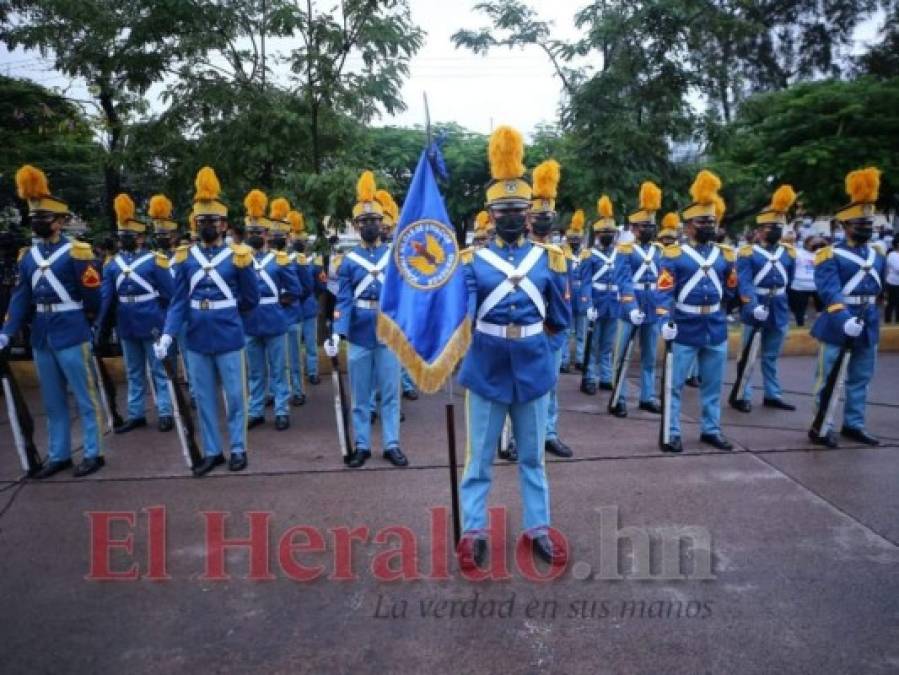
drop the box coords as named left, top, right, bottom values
left=560, top=209, right=586, bottom=373
left=529, top=159, right=573, bottom=458
left=732, top=185, right=798, bottom=413
left=579, top=195, right=621, bottom=395
left=155, top=167, right=259, bottom=476
left=809, top=167, right=886, bottom=448
left=472, top=210, right=492, bottom=249
left=658, top=213, right=680, bottom=248
left=285, top=209, right=314, bottom=405
left=658, top=170, right=737, bottom=453
left=96, top=193, right=175, bottom=433
left=0, top=165, right=105, bottom=478
left=241, top=193, right=301, bottom=431
left=325, top=171, right=407, bottom=468
left=455, top=126, right=571, bottom=569
left=612, top=181, right=666, bottom=417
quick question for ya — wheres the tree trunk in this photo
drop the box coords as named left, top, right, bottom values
left=98, top=85, right=122, bottom=229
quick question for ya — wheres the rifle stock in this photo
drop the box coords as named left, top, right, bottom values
left=0, top=351, right=43, bottom=475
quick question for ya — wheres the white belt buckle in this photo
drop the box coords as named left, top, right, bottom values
left=506, top=324, right=522, bottom=339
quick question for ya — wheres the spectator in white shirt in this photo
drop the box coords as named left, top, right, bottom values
left=885, top=237, right=899, bottom=324
left=789, top=236, right=825, bottom=326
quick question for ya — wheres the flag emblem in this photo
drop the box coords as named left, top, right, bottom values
left=394, top=219, right=458, bottom=291
left=81, top=265, right=100, bottom=288
left=657, top=268, right=674, bottom=291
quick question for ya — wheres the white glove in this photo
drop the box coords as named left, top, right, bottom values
left=843, top=317, right=863, bottom=338
left=661, top=322, right=678, bottom=341
left=153, top=334, right=173, bottom=360
left=324, top=333, right=340, bottom=358
left=586, top=307, right=599, bottom=322
left=0, top=334, right=9, bottom=350
left=752, top=305, right=770, bottom=322
left=629, top=309, right=645, bottom=325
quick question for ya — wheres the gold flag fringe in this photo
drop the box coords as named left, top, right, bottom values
left=377, top=313, right=472, bottom=394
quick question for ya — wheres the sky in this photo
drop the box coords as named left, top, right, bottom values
left=0, top=1, right=886, bottom=137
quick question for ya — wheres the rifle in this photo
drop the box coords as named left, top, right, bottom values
left=93, top=351, right=123, bottom=431
left=810, top=333, right=857, bottom=440
left=658, top=323, right=675, bottom=451
left=0, top=349, right=43, bottom=476
left=580, top=318, right=596, bottom=392
left=327, top=321, right=354, bottom=464
left=609, top=321, right=637, bottom=412
left=729, top=298, right=770, bottom=408
left=153, top=330, right=203, bottom=470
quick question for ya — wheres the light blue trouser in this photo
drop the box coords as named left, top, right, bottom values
left=546, top=348, right=562, bottom=439
left=287, top=323, right=305, bottom=397
left=814, top=341, right=877, bottom=431
left=740, top=324, right=787, bottom=402
left=33, top=342, right=103, bottom=461
left=586, top=317, right=618, bottom=385
left=615, top=320, right=660, bottom=403
left=562, top=313, right=587, bottom=367
left=188, top=348, right=247, bottom=456
left=121, top=337, right=172, bottom=419
left=669, top=341, right=727, bottom=438
left=301, top=316, right=319, bottom=378
left=246, top=333, right=290, bottom=417
left=401, top=368, right=416, bottom=393
left=462, top=389, right=550, bottom=535
left=348, top=341, right=400, bottom=451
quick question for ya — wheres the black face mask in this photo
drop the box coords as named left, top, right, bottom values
left=199, top=224, right=220, bottom=244
left=247, top=235, right=264, bottom=250
left=292, top=240, right=306, bottom=253
left=638, top=228, right=656, bottom=244
left=270, top=236, right=287, bottom=250
left=694, top=227, right=716, bottom=244
left=598, top=234, right=615, bottom=248
left=328, top=235, right=340, bottom=246
left=851, top=226, right=873, bottom=244
left=360, top=222, right=380, bottom=244
left=568, top=240, right=581, bottom=253
left=764, top=228, right=782, bottom=246
left=531, top=215, right=554, bottom=238
left=32, top=218, right=54, bottom=239
left=119, top=234, right=138, bottom=252
left=494, top=213, right=527, bottom=243
left=155, top=235, right=172, bottom=250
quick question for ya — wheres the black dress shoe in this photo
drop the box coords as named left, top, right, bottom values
left=402, top=389, right=419, bottom=401
left=498, top=443, right=518, bottom=462
left=700, top=433, right=733, bottom=450
left=662, top=437, right=683, bottom=453
left=685, top=376, right=700, bottom=388
left=529, top=534, right=567, bottom=566
left=347, top=448, right=370, bottom=468
left=730, top=399, right=752, bottom=413
left=580, top=381, right=597, bottom=395
left=275, top=415, right=290, bottom=431
left=840, top=426, right=880, bottom=446
left=193, top=454, right=225, bottom=477
left=638, top=400, right=662, bottom=414
left=307, top=374, right=321, bottom=385
left=609, top=401, right=628, bottom=418
left=229, top=453, right=248, bottom=471
left=559, top=363, right=571, bottom=374
left=545, top=438, right=573, bottom=458
left=114, top=417, right=147, bottom=434
left=599, top=381, right=613, bottom=391
left=383, top=447, right=409, bottom=467
left=247, top=416, right=265, bottom=429
left=763, top=398, right=796, bottom=411
left=33, top=459, right=73, bottom=480
left=73, top=456, right=105, bottom=477
left=808, top=429, right=839, bottom=448
left=291, top=393, right=306, bottom=407
left=157, top=415, right=174, bottom=432
left=456, top=535, right=488, bottom=570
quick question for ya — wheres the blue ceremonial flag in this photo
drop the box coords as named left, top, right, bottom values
left=377, top=147, right=471, bottom=393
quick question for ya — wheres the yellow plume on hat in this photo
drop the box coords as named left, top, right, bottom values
left=639, top=181, right=662, bottom=211
left=15, top=165, right=50, bottom=200
left=114, top=193, right=136, bottom=226
left=661, top=212, right=680, bottom=230
left=570, top=209, right=585, bottom=230
left=533, top=159, right=561, bottom=200
left=194, top=166, right=221, bottom=201
left=243, top=189, right=268, bottom=219
left=287, top=210, right=305, bottom=235
left=713, top=194, right=726, bottom=221
left=770, top=185, right=797, bottom=213
left=148, top=194, right=173, bottom=220
left=375, top=189, right=396, bottom=215
left=597, top=195, right=613, bottom=218
left=357, top=171, right=377, bottom=203
left=689, top=170, right=721, bottom=205
left=845, top=167, right=880, bottom=204
left=476, top=211, right=490, bottom=228
left=270, top=197, right=290, bottom=222
left=488, top=126, right=525, bottom=180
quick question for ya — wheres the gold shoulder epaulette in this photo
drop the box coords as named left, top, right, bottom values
left=174, top=243, right=190, bottom=264
left=739, top=244, right=753, bottom=257
left=17, top=246, right=30, bottom=263
left=155, top=251, right=170, bottom=269
left=663, top=244, right=681, bottom=258
left=783, top=243, right=797, bottom=258
left=275, top=250, right=290, bottom=266
left=534, top=241, right=567, bottom=273
left=716, top=243, right=736, bottom=262
left=231, top=243, right=253, bottom=268
left=314, top=254, right=323, bottom=266
left=616, top=242, right=633, bottom=254
left=652, top=242, right=664, bottom=251
left=70, top=240, right=95, bottom=261
left=460, top=246, right=474, bottom=265
left=815, top=246, right=833, bottom=265
left=872, top=241, right=886, bottom=257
